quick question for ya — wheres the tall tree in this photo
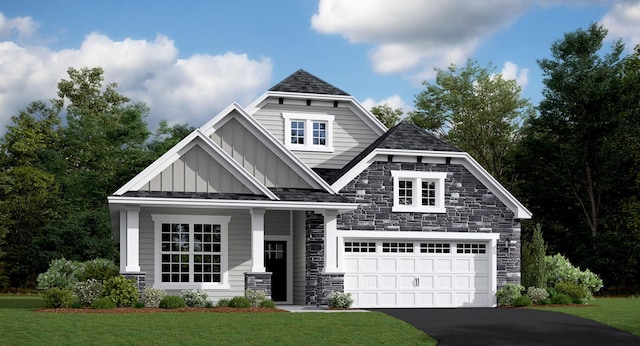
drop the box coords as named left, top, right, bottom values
left=409, top=59, right=535, bottom=183
left=370, top=104, right=403, bottom=128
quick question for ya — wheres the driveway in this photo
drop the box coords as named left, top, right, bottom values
left=374, top=308, right=640, bottom=346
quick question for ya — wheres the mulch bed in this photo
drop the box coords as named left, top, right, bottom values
left=38, top=307, right=288, bottom=314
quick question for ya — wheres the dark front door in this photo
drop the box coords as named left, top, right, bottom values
left=265, top=241, right=287, bottom=301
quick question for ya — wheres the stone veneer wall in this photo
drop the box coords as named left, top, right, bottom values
left=337, top=161, right=521, bottom=287
left=123, top=273, right=146, bottom=292
left=316, top=273, right=345, bottom=306
left=305, top=212, right=325, bottom=305
left=244, top=272, right=272, bottom=299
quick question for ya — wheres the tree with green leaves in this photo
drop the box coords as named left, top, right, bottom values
left=409, top=59, right=535, bottom=183
left=370, top=104, right=403, bottom=128
left=521, top=224, right=547, bottom=289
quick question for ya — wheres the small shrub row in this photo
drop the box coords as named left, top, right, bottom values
left=496, top=283, right=594, bottom=307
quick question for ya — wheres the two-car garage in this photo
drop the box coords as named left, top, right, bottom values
left=341, top=233, right=500, bottom=308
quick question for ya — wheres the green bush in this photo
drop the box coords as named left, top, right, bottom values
left=545, top=254, right=603, bottom=293
left=245, top=289, right=267, bottom=307
left=43, top=288, right=76, bottom=308
left=141, top=287, right=167, bottom=308
left=73, top=279, right=103, bottom=306
left=79, top=258, right=119, bottom=282
left=102, top=276, right=138, bottom=307
left=228, top=296, right=251, bottom=308
left=37, top=259, right=84, bottom=291
left=205, top=301, right=214, bottom=308
left=512, top=295, right=532, bottom=307
left=550, top=293, right=573, bottom=305
left=216, top=298, right=231, bottom=307
left=259, top=299, right=276, bottom=308
left=554, top=281, right=592, bottom=304
left=327, top=292, right=354, bottom=309
left=526, top=287, right=550, bottom=305
left=91, top=297, right=116, bottom=309
left=181, top=289, right=208, bottom=308
left=134, top=301, right=146, bottom=308
left=495, top=283, right=524, bottom=306
left=159, top=295, right=186, bottom=309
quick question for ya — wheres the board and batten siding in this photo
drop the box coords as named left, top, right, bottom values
left=292, top=210, right=307, bottom=304
left=210, top=117, right=313, bottom=188
left=139, top=144, right=251, bottom=194
left=252, top=102, right=380, bottom=169
left=138, top=207, right=252, bottom=301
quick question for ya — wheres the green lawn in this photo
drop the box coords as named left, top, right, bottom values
left=0, top=296, right=435, bottom=345
left=532, top=297, right=640, bottom=336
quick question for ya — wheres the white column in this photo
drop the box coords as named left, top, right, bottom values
left=125, top=208, right=141, bottom=272
left=323, top=209, right=340, bottom=273
left=251, top=208, right=266, bottom=272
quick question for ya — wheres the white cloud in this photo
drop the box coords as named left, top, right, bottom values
left=601, top=1, right=640, bottom=48
left=0, top=22, right=272, bottom=132
left=0, top=13, right=39, bottom=40
left=361, top=95, right=412, bottom=115
left=312, top=0, right=530, bottom=81
left=501, top=61, right=529, bottom=88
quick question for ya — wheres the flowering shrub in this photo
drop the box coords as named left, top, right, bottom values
left=37, top=259, right=84, bottom=291
left=545, top=254, right=603, bottom=293
left=73, top=279, right=103, bottom=306
left=496, top=283, right=524, bottom=306
left=181, top=289, right=209, bottom=308
left=327, top=292, right=353, bottom=309
left=245, top=289, right=267, bottom=307
left=102, top=276, right=138, bottom=307
left=526, top=287, right=549, bottom=305
left=141, top=287, right=167, bottom=308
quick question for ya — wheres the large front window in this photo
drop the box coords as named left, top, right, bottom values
left=153, top=215, right=231, bottom=289
left=282, top=113, right=334, bottom=152
left=391, top=171, right=447, bottom=213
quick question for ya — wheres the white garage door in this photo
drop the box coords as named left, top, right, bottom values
left=344, top=240, right=493, bottom=308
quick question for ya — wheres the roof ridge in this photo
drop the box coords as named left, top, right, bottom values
left=269, top=69, right=350, bottom=96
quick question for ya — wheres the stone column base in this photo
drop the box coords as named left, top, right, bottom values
left=317, top=272, right=345, bottom=306
left=244, top=272, right=272, bottom=299
left=122, top=272, right=146, bottom=292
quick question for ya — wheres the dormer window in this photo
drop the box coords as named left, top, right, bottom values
left=282, top=113, right=334, bottom=152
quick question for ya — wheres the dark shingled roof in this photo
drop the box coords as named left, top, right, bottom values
left=269, top=188, right=350, bottom=203
left=122, top=189, right=349, bottom=203
left=329, top=122, right=462, bottom=184
left=269, top=69, right=350, bottom=96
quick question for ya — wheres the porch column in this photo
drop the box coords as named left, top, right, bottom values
left=121, top=208, right=141, bottom=273
left=250, top=208, right=266, bottom=272
left=323, top=209, right=340, bottom=273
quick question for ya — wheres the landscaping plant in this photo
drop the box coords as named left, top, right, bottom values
left=181, top=289, right=209, bottom=308
left=327, top=292, right=354, bottom=309
left=102, top=276, right=138, bottom=307
left=245, top=289, right=267, bottom=307
left=42, top=287, right=75, bottom=308
left=36, top=259, right=84, bottom=291
left=159, top=295, right=186, bottom=309
left=141, top=287, right=167, bottom=308
left=73, top=279, right=103, bottom=306
left=228, top=296, right=251, bottom=308
left=526, top=287, right=549, bottom=305
left=91, top=297, right=117, bottom=309
left=495, top=283, right=524, bottom=306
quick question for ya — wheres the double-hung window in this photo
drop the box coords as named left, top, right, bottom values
left=391, top=171, right=447, bottom=213
left=152, top=215, right=231, bottom=289
left=282, top=113, right=334, bottom=152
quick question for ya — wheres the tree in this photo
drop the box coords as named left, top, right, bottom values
left=409, top=59, right=535, bottom=183
left=147, top=120, right=194, bottom=158
left=370, top=104, right=402, bottom=128
left=521, top=224, right=547, bottom=289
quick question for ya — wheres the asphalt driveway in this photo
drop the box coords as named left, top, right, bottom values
left=374, top=308, right=640, bottom=346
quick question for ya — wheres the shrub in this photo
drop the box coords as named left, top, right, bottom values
left=545, top=254, right=603, bottom=293
left=73, top=279, right=103, bottom=306
left=159, top=295, right=186, bottom=309
left=205, top=301, right=214, bottom=308
left=43, top=288, right=76, bottom=308
left=91, top=297, right=116, bottom=309
left=245, top=289, right=267, bottom=307
left=259, top=299, right=276, bottom=308
left=522, top=225, right=547, bottom=288
left=102, top=276, right=138, bottom=307
left=216, top=298, right=231, bottom=307
left=495, top=283, right=524, bottom=306
left=526, top=287, right=550, bottom=305
left=550, top=293, right=573, bottom=305
left=141, top=287, right=167, bottom=308
left=327, top=292, right=354, bottom=309
left=512, top=295, right=532, bottom=307
left=181, top=289, right=208, bottom=308
left=228, top=296, right=251, bottom=308
left=134, top=301, right=146, bottom=309
left=79, top=258, right=119, bottom=282
left=554, top=281, right=592, bottom=304
left=37, top=259, right=84, bottom=291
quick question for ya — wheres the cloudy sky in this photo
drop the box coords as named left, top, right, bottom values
left=1, top=1, right=638, bottom=132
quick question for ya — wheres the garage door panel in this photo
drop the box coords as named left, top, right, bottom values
left=436, top=258, right=453, bottom=272
left=417, top=275, right=434, bottom=288
left=436, top=275, right=453, bottom=289
left=379, top=258, right=396, bottom=271
left=397, top=258, right=415, bottom=272
left=416, top=258, right=434, bottom=271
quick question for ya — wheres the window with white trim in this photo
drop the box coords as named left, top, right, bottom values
left=391, top=171, right=447, bottom=213
left=282, top=113, right=334, bottom=152
left=457, top=243, right=486, bottom=254
left=152, top=215, right=231, bottom=289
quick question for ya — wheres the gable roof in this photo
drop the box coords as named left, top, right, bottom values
left=269, top=69, right=350, bottom=96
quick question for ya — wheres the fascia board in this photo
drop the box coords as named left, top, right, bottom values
left=331, top=150, right=382, bottom=192
left=108, top=196, right=358, bottom=213
left=200, top=102, right=243, bottom=137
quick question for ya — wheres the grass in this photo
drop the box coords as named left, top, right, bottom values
left=0, top=296, right=435, bottom=345
left=532, top=297, right=640, bottom=336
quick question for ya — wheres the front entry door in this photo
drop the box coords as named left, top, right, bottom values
left=265, top=241, right=287, bottom=301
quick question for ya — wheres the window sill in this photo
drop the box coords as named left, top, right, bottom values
left=392, top=206, right=446, bottom=214
left=285, top=145, right=334, bottom=153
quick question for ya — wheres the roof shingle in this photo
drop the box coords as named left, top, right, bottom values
left=269, top=69, right=350, bottom=96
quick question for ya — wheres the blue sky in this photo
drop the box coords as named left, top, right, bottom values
left=1, top=1, right=638, bottom=131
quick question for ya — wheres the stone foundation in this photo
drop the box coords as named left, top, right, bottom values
left=244, top=272, right=272, bottom=299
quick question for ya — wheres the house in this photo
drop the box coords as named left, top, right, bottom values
left=108, top=69, right=531, bottom=308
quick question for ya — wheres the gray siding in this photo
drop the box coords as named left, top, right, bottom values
left=140, top=144, right=251, bottom=194
left=211, top=117, right=313, bottom=188
left=252, top=101, right=380, bottom=169
left=292, top=210, right=306, bottom=304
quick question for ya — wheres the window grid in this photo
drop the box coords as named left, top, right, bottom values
left=420, top=243, right=451, bottom=253
left=421, top=180, right=436, bottom=206
left=290, top=121, right=305, bottom=144
left=382, top=242, right=414, bottom=253
left=344, top=242, right=376, bottom=253
left=312, top=121, right=327, bottom=145
left=398, top=180, right=413, bottom=205
left=457, top=243, right=486, bottom=254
